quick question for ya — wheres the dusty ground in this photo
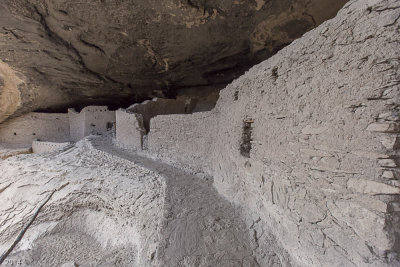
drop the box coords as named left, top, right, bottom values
left=0, top=136, right=290, bottom=266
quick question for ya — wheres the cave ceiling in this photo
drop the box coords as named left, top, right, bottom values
left=0, top=0, right=348, bottom=119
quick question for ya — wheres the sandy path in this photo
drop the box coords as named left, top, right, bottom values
left=92, top=137, right=258, bottom=266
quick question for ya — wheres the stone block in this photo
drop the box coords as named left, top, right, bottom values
left=347, top=178, right=400, bottom=195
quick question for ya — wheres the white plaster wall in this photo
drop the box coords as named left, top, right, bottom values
left=0, top=113, right=70, bottom=146
left=115, top=109, right=144, bottom=151
left=32, top=141, right=70, bottom=154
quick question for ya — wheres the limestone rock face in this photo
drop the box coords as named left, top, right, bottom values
left=0, top=0, right=347, bottom=122
left=0, top=60, right=21, bottom=123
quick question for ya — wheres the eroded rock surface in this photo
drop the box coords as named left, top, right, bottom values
left=0, top=60, right=21, bottom=123
left=0, top=0, right=347, bottom=122
left=0, top=138, right=164, bottom=266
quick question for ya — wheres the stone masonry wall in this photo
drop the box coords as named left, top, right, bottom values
left=116, top=98, right=198, bottom=151
left=0, top=113, right=70, bottom=146
left=32, top=140, right=71, bottom=154
left=0, top=106, right=116, bottom=146
left=127, top=97, right=195, bottom=133
left=141, top=0, right=400, bottom=265
left=147, top=112, right=215, bottom=174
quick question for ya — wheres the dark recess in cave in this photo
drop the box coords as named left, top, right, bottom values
left=240, top=119, right=254, bottom=158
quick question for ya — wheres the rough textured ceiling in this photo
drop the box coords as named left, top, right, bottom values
left=0, top=0, right=348, bottom=121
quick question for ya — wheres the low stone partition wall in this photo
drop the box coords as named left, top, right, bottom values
left=32, top=141, right=71, bottom=154
left=116, top=98, right=202, bottom=151
left=127, top=97, right=195, bottom=133
left=146, top=112, right=214, bottom=174
left=0, top=113, right=70, bottom=146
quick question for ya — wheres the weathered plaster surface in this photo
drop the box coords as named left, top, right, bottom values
left=67, top=108, right=84, bottom=142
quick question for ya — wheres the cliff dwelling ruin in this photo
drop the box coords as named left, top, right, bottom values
left=0, top=0, right=399, bottom=266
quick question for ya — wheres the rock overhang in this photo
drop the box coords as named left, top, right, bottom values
left=0, top=0, right=349, bottom=123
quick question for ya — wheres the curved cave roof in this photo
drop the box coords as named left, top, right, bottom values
left=0, top=0, right=347, bottom=121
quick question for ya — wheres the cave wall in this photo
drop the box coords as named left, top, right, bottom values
left=127, top=0, right=400, bottom=265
